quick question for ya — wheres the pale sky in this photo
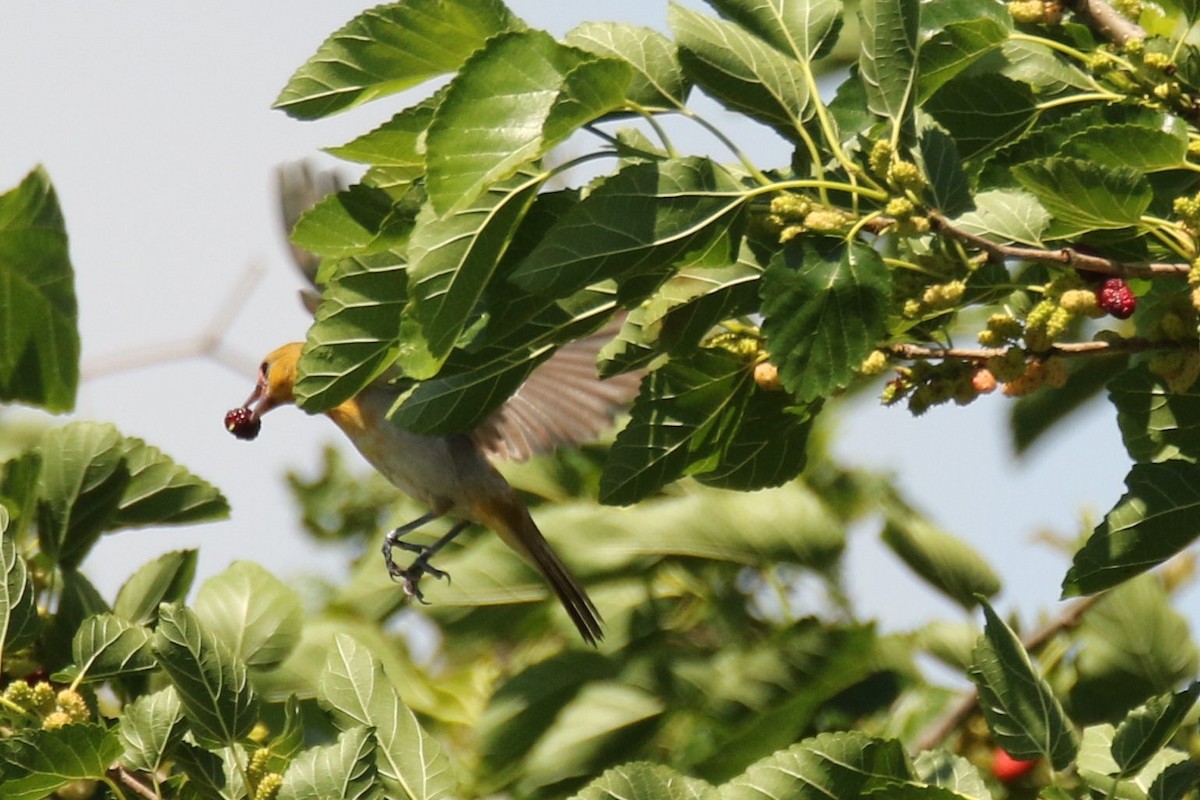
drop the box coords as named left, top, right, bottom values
left=0, top=2, right=1169, bottom=639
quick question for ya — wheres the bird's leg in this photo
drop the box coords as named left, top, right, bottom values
left=383, top=516, right=470, bottom=604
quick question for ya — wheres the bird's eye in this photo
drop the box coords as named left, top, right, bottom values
left=258, top=361, right=269, bottom=379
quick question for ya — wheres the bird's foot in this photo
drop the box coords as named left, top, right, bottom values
left=382, top=536, right=451, bottom=605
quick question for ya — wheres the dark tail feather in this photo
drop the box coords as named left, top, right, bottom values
left=526, top=527, right=604, bottom=645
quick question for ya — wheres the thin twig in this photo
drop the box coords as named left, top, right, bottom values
left=927, top=212, right=1190, bottom=280
left=110, top=765, right=159, bottom=800
left=911, top=592, right=1106, bottom=754
left=885, top=337, right=1164, bottom=363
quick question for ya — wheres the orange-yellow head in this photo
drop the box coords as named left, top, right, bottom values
left=245, top=342, right=303, bottom=421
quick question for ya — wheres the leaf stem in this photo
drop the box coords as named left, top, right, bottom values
left=624, top=102, right=681, bottom=158
left=674, top=107, right=773, bottom=185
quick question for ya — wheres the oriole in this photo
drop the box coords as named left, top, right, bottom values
left=232, top=330, right=638, bottom=645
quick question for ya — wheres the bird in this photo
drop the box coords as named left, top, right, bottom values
left=230, top=326, right=640, bottom=645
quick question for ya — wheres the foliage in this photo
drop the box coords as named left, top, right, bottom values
left=4, top=1, right=1200, bottom=799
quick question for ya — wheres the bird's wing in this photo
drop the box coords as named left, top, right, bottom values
left=471, top=321, right=643, bottom=462
left=276, top=161, right=345, bottom=313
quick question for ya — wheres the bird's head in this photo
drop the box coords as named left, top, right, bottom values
left=225, top=342, right=303, bottom=440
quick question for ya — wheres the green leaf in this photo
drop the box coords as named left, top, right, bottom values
left=705, top=0, right=844, bottom=62
left=152, top=603, right=259, bottom=749
left=172, top=740, right=236, bottom=799
left=279, top=726, right=383, bottom=800
left=111, top=436, right=229, bottom=529
left=645, top=259, right=762, bottom=356
left=192, top=562, right=304, bottom=671
left=953, top=189, right=1050, bottom=247
left=1112, top=682, right=1200, bottom=778
left=328, top=94, right=441, bottom=167
left=295, top=251, right=407, bottom=413
left=1110, top=365, right=1200, bottom=463
left=1014, top=158, right=1152, bottom=236
left=761, top=238, right=891, bottom=402
left=1063, top=462, right=1200, bottom=596
left=112, top=549, right=197, bottom=626
left=72, top=613, right=155, bottom=682
left=0, top=167, right=79, bottom=412
left=0, top=450, right=41, bottom=541
left=724, top=731, right=913, bottom=798
left=407, top=170, right=544, bottom=367
left=670, top=4, right=812, bottom=140
left=925, top=73, right=1036, bottom=160
left=1149, top=760, right=1200, bottom=800
left=42, top=570, right=108, bottom=672
left=600, top=349, right=815, bottom=505
left=118, top=686, right=186, bottom=774
left=918, top=125, right=972, bottom=218
left=881, top=509, right=1001, bottom=609
left=573, top=762, right=714, bottom=800
left=566, top=22, right=690, bottom=107
left=1001, top=38, right=1096, bottom=94
left=968, top=600, right=1078, bottom=769
left=1, top=508, right=38, bottom=657
left=36, top=422, right=129, bottom=568
left=290, top=182, right=413, bottom=259
left=912, top=750, right=992, bottom=800
left=320, top=633, right=454, bottom=800
left=1062, top=124, right=1188, bottom=173
left=0, top=724, right=123, bottom=800
left=1077, top=723, right=1189, bottom=800
left=426, top=30, right=631, bottom=213
left=274, top=0, right=522, bottom=119
left=917, top=16, right=1010, bottom=102
left=511, top=157, right=746, bottom=299
left=859, top=0, right=919, bottom=130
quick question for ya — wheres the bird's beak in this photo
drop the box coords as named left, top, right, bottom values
left=244, top=378, right=275, bottom=422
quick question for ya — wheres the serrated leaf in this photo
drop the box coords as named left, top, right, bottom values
left=1001, top=38, right=1096, bottom=93
left=1014, top=158, right=1151, bottom=236
left=1112, top=682, right=1200, bottom=778
left=112, top=549, right=197, bottom=626
left=192, top=562, right=303, bottom=671
left=859, top=0, right=918, bottom=130
left=881, top=509, right=1001, bottom=609
left=1063, top=462, right=1200, bottom=596
left=572, top=762, right=714, bottom=800
left=407, top=170, right=544, bottom=367
left=761, top=238, right=890, bottom=402
left=274, top=0, right=522, bottom=119
left=279, top=726, right=383, bottom=800
left=0, top=167, right=79, bottom=412
left=328, top=94, right=440, bottom=167
left=725, top=731, right=913, bottom=798
left=912, top=750, right=992, bottom=800
left=426, top=30, right=631, bottom=213
left=72, top=613, right=155, bottom=682
left=925, top=73, right=1036, bottom=161
left=295, top=251, right=407, bottom=413
left=152, top=603, right=258, bottom=749
left=36, top=422, right=129, bottom=568
left=670, top=4, right=812, bottom=139
left=511, top=157, right=746, bottom=299
left=706, top=0, right=844, bottom=62
left=968, top=600, right=1078, bottom=769
left=644, top=257, right=762, bottom=356
left=290, top=182, right=412, bottom=259
left=111, top=436, right=229, bottom=529
left=118, top=686, right=186, bottom=773
left=917, top=16, right=1010, bottom=102
left=953, top=189, right=1050, bottom=247
left=1062, top=124, right=1188, bottom=173
left=566, top=22, right=690, bottom=107
left=172, top=740, right=235, bottom=799
left=1149, top=759, right=1200, bottom=800
left=320, top=634, right=454, bottom=800
left=599, top=349, right=815, bottom=505
left=0, top=724, right=123, bottom=800
left=1, top=509, right=38, bottom=657
left=1110, top=365, right=1200, bottom=464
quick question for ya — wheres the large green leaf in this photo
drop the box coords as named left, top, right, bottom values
left=511, top=157, right=746, bottom=299
left=71, top=613, right=155, bottom=682
left=670, top=4, right=812, bottom=139
left=968, top=600, right=1078, bottom=769
left=1062, top=462, right=1200, bottom=596
left=706, top=0, right=844, bottom=62
left=573, top=762, right=714, bottom=800
left=724, top=731, right=913, bottom=799
left=274, top=0, right=522, bottom=119
left=295, top=251, right=408, bottom=413
left=192, top=561, right=304, bottom=671
left=118, top=686, right=186, bottom=774
left=328, top=93, right=441, bottom=167
left=0, top=508, right=38, bottom=657
left=600, top=348, right=815, bottom=504
left=112, top=549, right=197, bottom=626
left=761, top=238, right=891, bottom=403
left=953, top=189, right=1050, bottom=247
left=1110, top=365, right=1200, bottom=464
left=110, top=435, right=229, bottom=529
left=426, top=30, right=631, bottom=213
left=1061, top=125, right=1188, bottom=173
left=406, top=169, right=544, bottom=367
left=1076, top=723, right=1189, bottom=800
left=925, top=73, right=1037, bottom=161
left=1112, top=682, right=1200, bottom=779
left=152, top=603, right=258, bottom=749
left=566, top=22, right=690, bottom=107
left=319, top=633, right=454, bottom=800
left=917, top=15, right=1010, bottom=102
left=279, top=726, right=383, bottom=800
left=1014, top=158, right=1152, bottom=236
left=641, top=257, right=763, bottom=357
left=858, top=0, right=919, bottom=130
left=0, top=167, right=78, bottom=412
left=0, top=724, right=123, bottom=800
left=290, top=182, right=416, bottom=259
left=881, top=508, right=1001, bottom=610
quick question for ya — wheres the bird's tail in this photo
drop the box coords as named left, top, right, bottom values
left=473, top=497, right=603, bottom=645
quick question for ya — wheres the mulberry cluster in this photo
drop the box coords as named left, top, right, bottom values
left=880, top=360, right=996, bottom=414
left=1, top=680, right=90, bottom=730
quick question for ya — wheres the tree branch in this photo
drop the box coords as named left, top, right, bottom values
left=109, top=765, right=159, bottom=800
left=1066, top=0, right=1145, bottom=47
left=885, top=337, right=1165, bottom=363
